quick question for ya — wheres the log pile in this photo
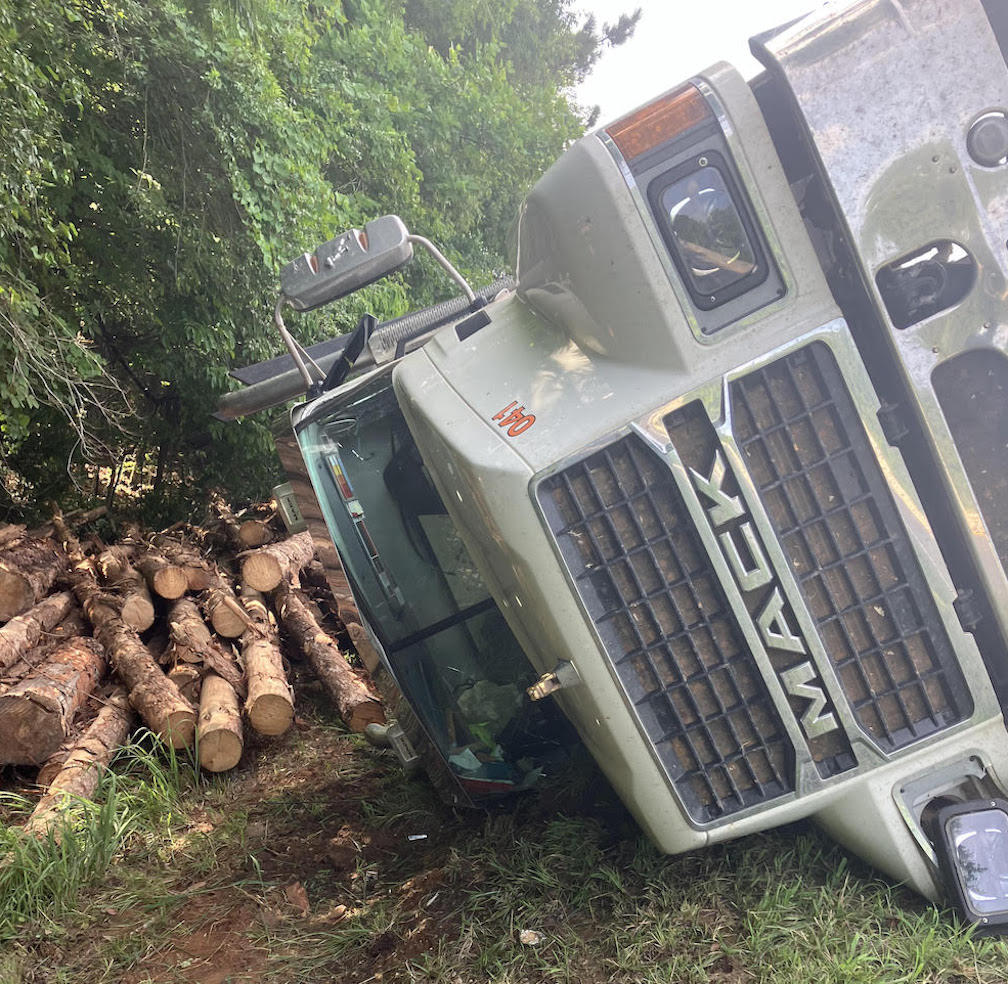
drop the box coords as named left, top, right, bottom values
left=0, top=502, right=385, bottom=833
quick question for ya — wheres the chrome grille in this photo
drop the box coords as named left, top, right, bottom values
left=538, top=436, right=794, bottom=823
left=728, top=343, right=972, bottom=750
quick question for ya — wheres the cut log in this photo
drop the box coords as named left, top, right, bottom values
left=206, top=587, right=250, bottom=638
left=242, top=531, right=314, bottom=593
left=25, top=686, right=134, bottom=836
left=274, top=580, right=383, bottom=733
left=0, top=536, right=68, bottom=622
left=30, top=506, right=108, bottom=540
left=0, top=590, right=74, bottom=671
left=167, top=662, right=203, bottom=705
left=197, top=673, right=243, bottom=772
left=155, top=538, right=248, bottom=638
left=96, top=548, right=154, bottom=632
left=35, top=696, right=97, bottom=789
left=0, top=524, right=26, bottom=550
left=167, top=597, right=245, bottom=696
left=238, top=518, right=272, bottom=548
left=240, top=587, right=293, bottom=736
left=0, top=637, right=107, bottom=765
left=212, top=498, right=273, bottom=551
left=96, top=544, right=133, bottom=582
left=135, top=552, right=189, bottom=600
left=53, top=518, right=196, bottom=748
left=302, top=556, right=380, bottom=671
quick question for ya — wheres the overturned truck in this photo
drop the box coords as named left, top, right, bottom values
left=219, top=0, right=1008, bottom=931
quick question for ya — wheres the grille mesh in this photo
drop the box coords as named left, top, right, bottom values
left=728, top=343, right=971, bottom=750
left=538, top=436, right=794, bottom=822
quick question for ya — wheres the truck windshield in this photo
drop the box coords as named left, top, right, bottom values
left=297, top=370, right=565, bottom=796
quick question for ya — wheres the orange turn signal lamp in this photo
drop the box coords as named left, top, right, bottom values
left=605, top=84, right=711, bottom=163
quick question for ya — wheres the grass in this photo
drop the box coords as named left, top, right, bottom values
left=3, top=703, right=1008, bottom=984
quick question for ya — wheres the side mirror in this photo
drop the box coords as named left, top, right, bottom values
left=280, top=215, right=413, bottom=312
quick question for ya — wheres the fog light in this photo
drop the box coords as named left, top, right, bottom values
left=934, top=799, right=1008, bottom=934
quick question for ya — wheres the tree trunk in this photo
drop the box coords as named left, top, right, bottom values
left=0, top=637, right=107, bottom=765
left=0, top=537, right=68, bottom=622
left=0, top=591, right=75, bottom=671
left=273, top=580, right=383, bottom=733
left=242, top=531, right=314, bottom=593
left=54, top=516, right=196, bottom=748
left=240, top=587, right=293, bottom=736
left=135, top=552, right=189, bottom=600
left=167, top=597, right=244, bottom=696
left=197, top=673, right=243, bottom=772
left=25, top=686, right=135, bottom=836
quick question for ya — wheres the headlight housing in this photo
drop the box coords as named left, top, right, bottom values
left=934, top=798, right=1008, bottom=934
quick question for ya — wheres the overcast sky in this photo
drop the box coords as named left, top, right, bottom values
left=575, top=0, right=826, bottom=125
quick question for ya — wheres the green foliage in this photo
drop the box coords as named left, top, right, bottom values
left=0, top=733, right=197, bottom=943
left=0, top=0, right=633, bottom=517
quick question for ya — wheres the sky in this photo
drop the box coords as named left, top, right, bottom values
left=575, top=0, right=826, bottom=125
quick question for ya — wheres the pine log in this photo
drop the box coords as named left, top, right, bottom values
left=238, top=518, right=272, bottom=548
left=0, top=591, right=74, bottom=671
left=197, top=673, right=243, bottom=772
left=25, top=686, right=134, bottom=836
left=0, top=524, right=26, bottom=550
left=273, top=580, right=383, bottom=732
left=0, top=637, right=107, bottom=765
left=155, top=538, right=249, bottom=638
left=53, top=518, right=196, bottom=748
left=0, top=537, right=68, bottom=622
left=167, top=598, right=245, bottom=696
left=212, top=499, right=273, bottom=551
left=96, top=547, right=154, bottom=632
left=96, top=544, right=134, bottom=582
left=302, top=558, right=379, bottom=671
left=240, top=587, right=293, bottom=736
left=206, top=586, right=250, bottom=638
left=30, top=506, right=108, bottom=540
left=242, top=531, right=314, bottom=593
left=135, top=552, right=189, bottom=600
left=167, top=662, right=203, bottom=705
left=35, top=698, right=97, bottom=789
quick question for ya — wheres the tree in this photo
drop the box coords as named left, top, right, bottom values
left=0, top=0, right=637, bottom=521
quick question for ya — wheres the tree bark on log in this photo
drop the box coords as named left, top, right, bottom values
left=0, top=590, right=74, bottom=671
left=167, top=597, right=245, bottom=696
left=197, top=673, right=243, bottom=772
left=0, top=537, right=68, bottom=622
left=135, top=552, right=189, bottom=600
left=242, top=531, right=314, bottom=593
left=273, top=580, right=383, bottom=733
left=25, top=686, right=135, bottom=836
left=302, top=556, right=379, bottom=671
left=54, top=518, right=196, bottom=748
left=0, top=637, right=107, bottom=765
left=240, top=587, right=293, bottom=736
left=96, top=548, right=154, bottom=632
left=0, top=524, right=26, bottom=550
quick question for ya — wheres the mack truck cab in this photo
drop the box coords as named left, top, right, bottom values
left=219, top=0, right=1008, bottom=930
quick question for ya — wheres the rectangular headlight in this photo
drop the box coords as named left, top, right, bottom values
left=935, top=799, right=1008, bottom=934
